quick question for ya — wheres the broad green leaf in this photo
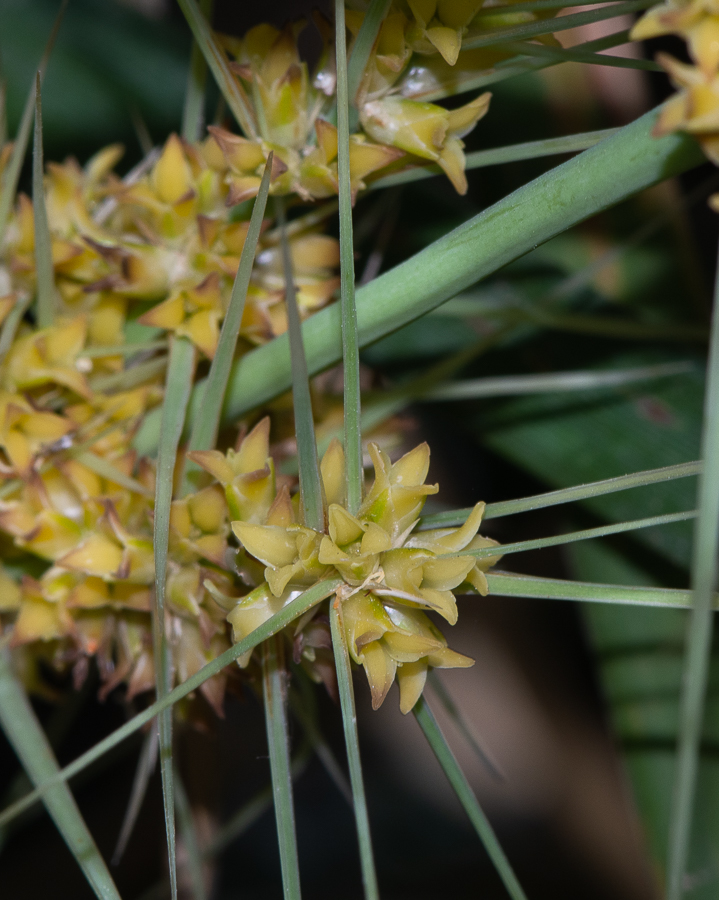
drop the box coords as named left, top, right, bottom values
left=135, top=105, right=704, bottom=456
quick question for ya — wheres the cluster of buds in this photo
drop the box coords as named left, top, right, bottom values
left=219, top=436, right=501, bottom=714
left=208, top=0, right=573, bottom=200
left=632, top=0, right=719, bottom=206
left=0, top=0, right=518, bottom=717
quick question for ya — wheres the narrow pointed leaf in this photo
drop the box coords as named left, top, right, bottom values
left=275, top=197, right=324, bottom=532
left=153, top=335, right=196, bottom=900
left=421, top=362, right=691, bottom=401
left=347, top=0, right=392, bottom=103
left=666, top=239, right=719, bottom=898
left=330, top=602, right=379, bottom=900
left=460, top=510, right=697, bottom=561
left=186, top=156, right=272, bottom=458
left=414, top=696, right=527, bottom=900
left=0, top=295, right=31, bottom=365
left=0, top=648, right=122, bottom=900
left=427, top=672, right=503, bottom=782
left=419, top=460, right=702, bottom=529
left=289, top=691, right=352, bottom=805
left=0, top=0, right=67, bottom=245
left=32, top=75, right=55, bottom=329
left=463, top=0, right=653, bottom=52
left=336, top=0, right=362, bottom=514
left=112, top=726, right=158, bottom=865
left=487, top=573, right=698, bottom=608
left=498, top=38, right=660, bottom=70
left=182, top=0, right=213, bottom=143
left=370, top=129, right=620, bottom=190
left=174, top=772, right=207, bottom=900
left=175, top=0, right=257, bottom=139
left=0, top=578, right=343, bottom=831
left=75, top=451, right=153, bottom=498
left=263, top=636, right=302, bottom=900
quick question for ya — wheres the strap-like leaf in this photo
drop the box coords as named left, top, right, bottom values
left=0, top=648, right=122, bottom=900
left=414, top=696, right=528, bottom=900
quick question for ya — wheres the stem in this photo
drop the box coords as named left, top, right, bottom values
left=336, top=0, right=362, bottom=515
left=32, top=74, right=54, bottom=329
left=275, top=196, right=324, bottom=532
left=666, top=235, right=719, bottom=899
left=263, top=637, right=302, bottom=900
left=329, top=601, right=380, bottom=899
left=414, top=697, right=527, bottom=900
left=181, top=0, right=213, bottom=143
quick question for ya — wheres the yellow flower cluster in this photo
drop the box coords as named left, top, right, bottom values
left=632, top=0, right=719, bottom=200
left=0, top=2, right=517, bottom=716
left=221, top=437, right=501, bottom=714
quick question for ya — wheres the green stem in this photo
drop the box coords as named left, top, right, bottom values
left=347, top=0, right=391, bottom=104
left=419, top=460, right=702, bottom=528
left=184, top=154, right=272, bottom=489
left=460, top=509, right=697, bottom=561
left=134, top=106, right=704, bottom=453
left=336, top=0, right=362, bottom=515
left=370, top=129, right=620, bottom=190
left=0, top=0, right=67, bottom=247
left=181, top=0, right=213, bottom=143
left=666, top=236, right=719, bottom=899
left=462, top=0, right=653, bottom=51
left=32, top=74, right=54, bottom=329
left=263, top=636, right=302, bottom=900
left=487, top=573, right=697, bottom=608
left=275, top=196, right=324, bottom=531
left=152, top=335, right=196, bottom=900
left=175, top=0, right=257, bottom=139
left=330, top=602, right=380, bottom=900
left=414, top=696, right=527, bottom=900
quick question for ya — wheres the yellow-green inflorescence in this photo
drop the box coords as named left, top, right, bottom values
left=210, top=431, right=501, bottom=714
left=0, top=1, right=525, bottom=715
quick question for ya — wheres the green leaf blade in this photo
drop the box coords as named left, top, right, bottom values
left=152, top=335, right=196, bottom=900
left=0, top=648, right=122, bottom=900
left=329, top=602, right=379, bottom=900
left=32, top=74, right=55, bottom=329
left=666, top=237, right=719, bottom=898
left=414, top=696, right=528, bottom=900
left=263, top=636, right=302, bottom=900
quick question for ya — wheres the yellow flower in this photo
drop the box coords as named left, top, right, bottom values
left=632, top=0, right=719, bottom=76
left=360, top=92, right=491, bottom=193
left=227, top=439, right=501, bottom=713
